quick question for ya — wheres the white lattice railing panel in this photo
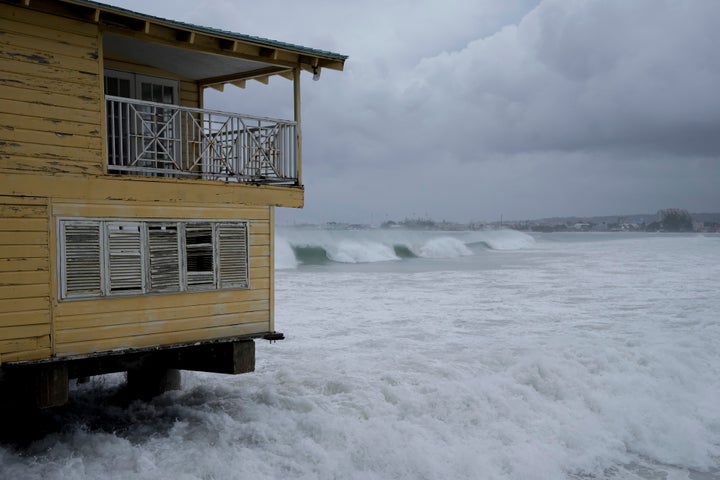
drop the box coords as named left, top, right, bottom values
left=106, top=95, right=298, bottom=184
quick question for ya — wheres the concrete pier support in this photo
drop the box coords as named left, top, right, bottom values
left=0, top=364, right=68, bottom=409
left=126, top=368, right=181, bottom=400
left=1, top=338, right=259, bottom=408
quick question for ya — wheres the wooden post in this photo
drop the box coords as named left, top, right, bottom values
left=33, top=364, right=68, bottom=408
left=293, top=66, right=302, bottom=186
left=269, top=206, right=275, bottom=333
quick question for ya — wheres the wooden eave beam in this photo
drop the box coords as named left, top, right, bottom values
left=99, top=20, right=343, bottom=72
left=16, top=0, right=104, bottom=24
left=298, top=56, right=345, bottom=73
left=19, top=0, right=346, bottom=72
left=176, top=30, right=196, bottom=44
left=319, top=58, right=346, bottom=72
left=100, top=23, right=302, bottom=71
left=219, top=39, right=237, bottom=51
left=199, top=66, right=292, bottom=88
left=259, top=47, right=278, bottom=60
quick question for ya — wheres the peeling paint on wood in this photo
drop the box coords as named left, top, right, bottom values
left=1, top=51, right=50, bottom=64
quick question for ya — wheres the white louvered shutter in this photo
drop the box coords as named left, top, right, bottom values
left=218, top=222, right=249, bottom=288
left=185, top=223, right=214, bottom=288
left=107, top=223, right=143, bottom=293
left=63, top=222, right=102, bottom=297
left=148, top=223, right=180, bottom=292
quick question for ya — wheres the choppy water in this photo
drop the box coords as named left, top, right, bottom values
left=1, top=230, right=719, bottom=479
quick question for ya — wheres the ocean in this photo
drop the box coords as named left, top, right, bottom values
left=1, top=228, right=719, bottom=479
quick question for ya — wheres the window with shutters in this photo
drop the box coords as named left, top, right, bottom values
left=218, top=223, right=249, bottom=288
left=62, top=222, right=103, bottom=298
left=185, top=223, right=215, bottom=289
left=148, top=223, right=181, bottom=292
left=107, top=223, right=144, bottom=294
left=59, top=219, right=250, bottom=300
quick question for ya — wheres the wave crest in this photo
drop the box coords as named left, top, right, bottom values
left=326, top=240, right=399, bottom=263
left=276, top=227, right=535, bottom=267
left=417, top=237, right=472, bottom=258
left=468, top=229, right=536, bottom=250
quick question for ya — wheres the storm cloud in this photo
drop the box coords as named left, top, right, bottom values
left=108, top=0, right=720, bottom=223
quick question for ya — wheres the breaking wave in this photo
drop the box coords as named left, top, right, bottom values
left=275, top=227, right=534, bottom=268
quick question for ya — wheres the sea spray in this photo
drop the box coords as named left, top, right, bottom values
left=3, top=233, right=719, bottom=479
left=274, top=236, right=298, bottom=269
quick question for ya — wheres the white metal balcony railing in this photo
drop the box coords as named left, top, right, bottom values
left=105, top=95, right=298, bottom=184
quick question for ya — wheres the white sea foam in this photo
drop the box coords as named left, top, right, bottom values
left=416, top=236, right=472, bottom=258
left=326, top=239, right=399, bottom=263
left=3, top=233, right=719, bottom=479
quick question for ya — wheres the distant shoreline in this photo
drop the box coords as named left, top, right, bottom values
left=282, top=212, right=720, bottom=234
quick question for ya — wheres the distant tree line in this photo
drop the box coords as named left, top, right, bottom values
left=645, top=208, right=694, bottom=232
left=376, top=209, right=704, bottom=232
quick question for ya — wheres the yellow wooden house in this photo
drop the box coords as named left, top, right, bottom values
left=0, top=0, right=345, bottom=406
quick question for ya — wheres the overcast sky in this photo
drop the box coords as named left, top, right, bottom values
left=106, top=0, right=720, bottom=224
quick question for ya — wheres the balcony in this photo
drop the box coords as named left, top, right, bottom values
left=105, top=96, right=299, bottom=185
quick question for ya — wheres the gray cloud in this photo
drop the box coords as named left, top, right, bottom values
left=106, top=0, right=720, bottom=223
left=386, top=0, right=720, bottom=158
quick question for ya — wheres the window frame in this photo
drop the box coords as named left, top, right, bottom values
left=58, top=218, right=250, bottom=301
left=104, top=70, right=179, bottom=105
left=104, top=70, right=180, bottom=176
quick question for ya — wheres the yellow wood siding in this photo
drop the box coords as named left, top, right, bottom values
left=2, top=172, right=304, bottom=208
left=0, top=4, right=103, bottom=177
left=0, top=196, right=51, bottom=364
left=51, top=201, right=272, bottom=357
left=0, top=3, right=303, bottom=365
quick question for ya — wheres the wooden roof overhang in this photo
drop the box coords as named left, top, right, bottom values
left=9, top=0, right=347, bottom=90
